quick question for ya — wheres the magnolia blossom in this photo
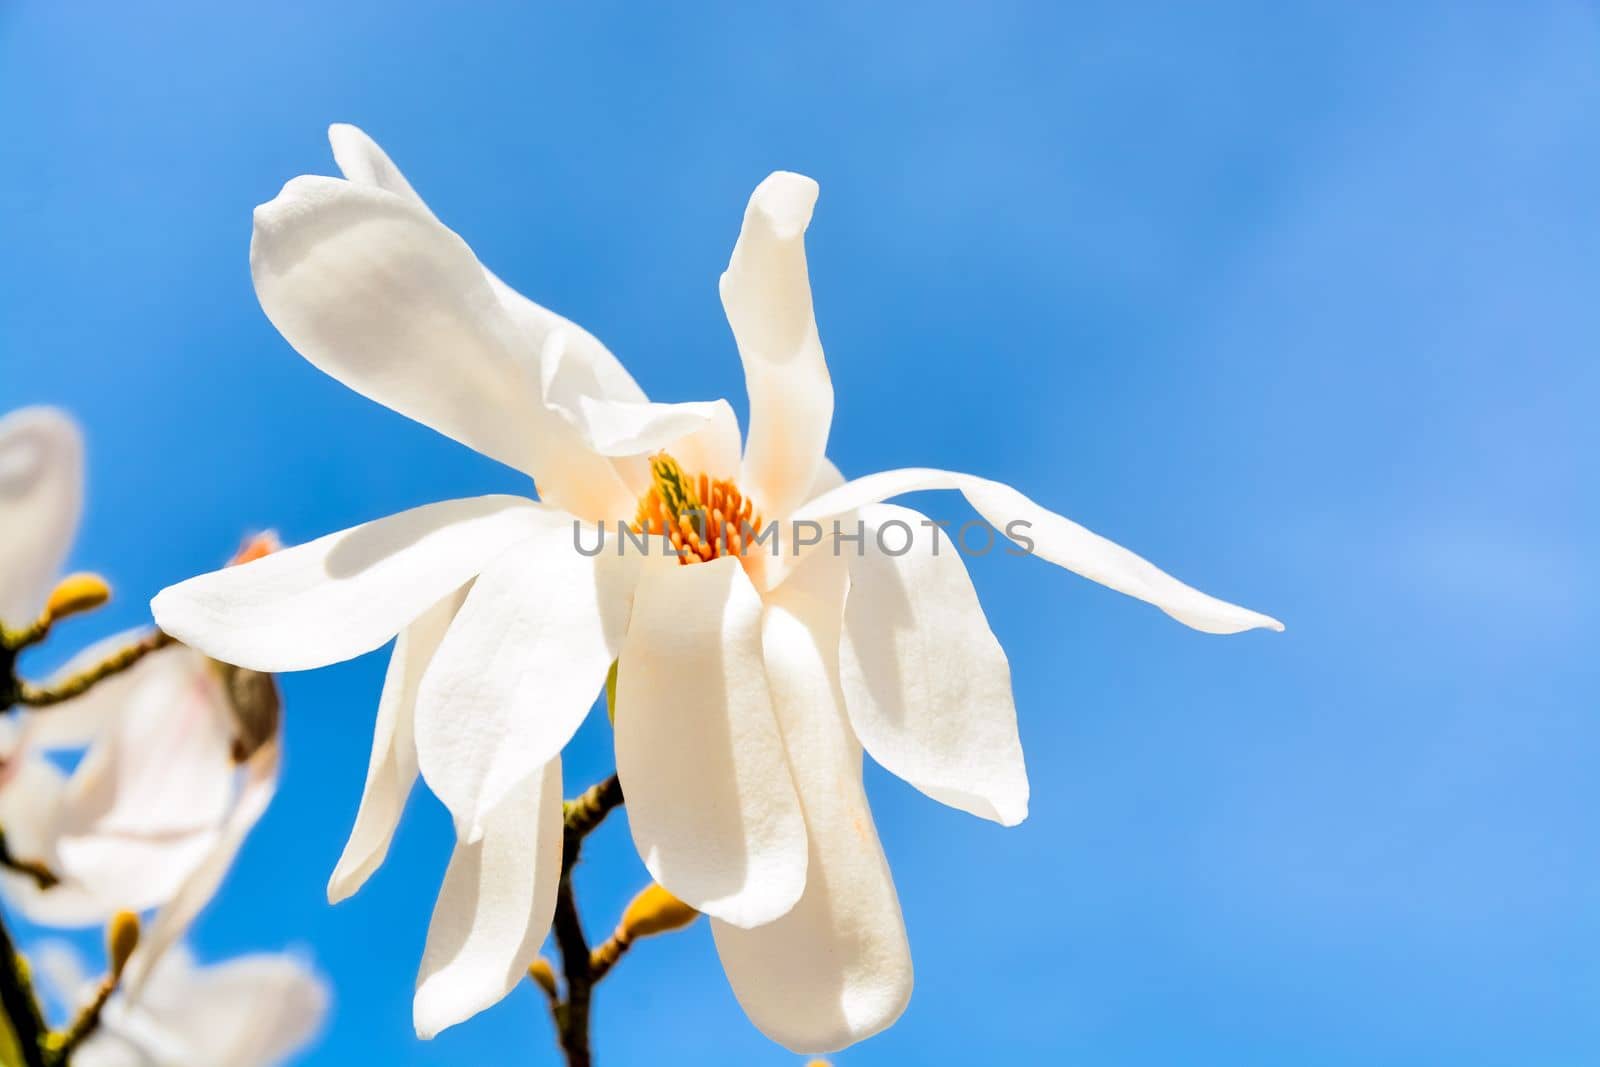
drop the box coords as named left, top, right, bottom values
left=34, top=940, right=327, bottom=1067
left=0, top=407, right=279, bottom=992
left=153, top=126, right=1281, bottom=1052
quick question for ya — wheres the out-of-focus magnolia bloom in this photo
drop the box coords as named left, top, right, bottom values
left=34, top=940, right=327, bottom=1067
left=152, top=126, right=1281, bottom=1052
left=0, top=408, right=280, bottom=989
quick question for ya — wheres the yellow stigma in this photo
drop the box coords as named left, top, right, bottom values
left=633, top=453, right=762, bottom=565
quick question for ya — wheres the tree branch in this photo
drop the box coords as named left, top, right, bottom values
left=0, top=910, right=48, bottom=1067
left=13, top=630, right=174, bottom=709
left=548, top=775, right=624, bottom=1067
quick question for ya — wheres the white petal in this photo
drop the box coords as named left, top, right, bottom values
left=414, top=523, right=638, bottom=838
left=329, top=122, right=434, bottom=211
left=327, top=123, right=648, bottom=410
left=252, top=174, right=541, bottom=473
left=0, top=756, right=66, bottom=876
left=789, top=467, right=1284, bottom=634
left=21, top=649, right=236, bottom=924
left=152, top=495, right=554, bottom=673
left=328, top=585, right=466, bottom=904
left=839, top=505, right=1028, bottom=825
left=141, top=951, right=329, bottom=1067
left=534, top=329, right=745, bottom=507
left=722, top=172, right=834, bottom=522
left=251, top=174, right=631, bottom=519
left=122, top=741, right=280, bottom=998
left=614, top=554, right=806, bottom=928
left=713, top=550, right=911, bottom=1053
left=0, top=406, right=82, bottom=624
left=413, top=758, right=562, bottom=1039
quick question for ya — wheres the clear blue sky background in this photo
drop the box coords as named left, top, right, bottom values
left=3, top=2, right=1598, bottom=1064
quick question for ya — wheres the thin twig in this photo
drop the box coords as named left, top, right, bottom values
left=548, top=775, right=624, bottom=1067
left=46, top=976, right=115, bottom=1065
left=14, top=630, right=174, bottom=708
left=586, top=929, right=633, bottom=986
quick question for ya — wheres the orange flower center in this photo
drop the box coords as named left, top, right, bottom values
left=632, top=454, right=763, bottom=565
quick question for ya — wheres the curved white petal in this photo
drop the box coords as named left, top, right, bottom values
left=91, top=946, right=327, bottom=1067
left=615, top=554, right=806, bottom=928
left=0, top=406, right=82, bottom=625
left=329, top=122, right=434, bottom=211
left=713, top=550, right=911, bottom=1053
left=414, top=758, right=562, bottom=1040
left=251, top=173, right=632, bottom=519
left=148, top=951, right=329, bottom=1067
left=325, top=123, right=663, bottom=521
left=33, top=649, right=237, bottom=924
left=414, top=523, right=639, bottom=839
left=328, top=585, right=466, bottom=904
left=788, top=468, right=1283, bottom=634
left=839, top=505, right=1027, bottom=825
left=327, top=123, right=646, bottom=408
left=152, top=496, right=553, bottom=673
left=722, top=172, right=833, bottom=522
left=251, top=174, right=542, bottom=474
left=122, top=740, right=280, bottom=998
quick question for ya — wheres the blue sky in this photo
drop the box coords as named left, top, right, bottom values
left=3, top=1, right=1598, bottom=1064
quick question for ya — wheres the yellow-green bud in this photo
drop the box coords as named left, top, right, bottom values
left=44, top=573, right=111, bottom=623
left=619, top=883, right=699, bottom=941
left=106, top=910, right=140, bottom=980
left=527, top=957, right=558, bottom=997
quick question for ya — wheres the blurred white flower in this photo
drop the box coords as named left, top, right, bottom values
left=0, top=408, right=279, bottom=988
left=34, top=940, right=327, bottom=1067
left=152, top=126, right=1280, bottom=1052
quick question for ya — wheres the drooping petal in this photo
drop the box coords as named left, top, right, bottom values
left=122, top=740, right=280, bottom=998
left=713, top=550, right=912, bottom=1053
left=413, top=758, right=562, bottom=1040
left=152, top=496, right=554, bottom=673
left=614, top=553, right=807, bottom=928
left=0, top=406, right=82, bottom=624
left=788, top=467, right=1284, bottom=634
left=328, top=586, right=467, bottom=904
left=414, top=523, right=639, bottom=839
left=250, top=173, right=632, bottom=519
left=722, top=172, right=834, bottom=522
left=838, top=505, right=1027, bottom=825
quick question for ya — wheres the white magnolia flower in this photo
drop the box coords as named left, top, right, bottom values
left=34, top=940, right=327, bottom=1067
left=0, top=408, right=279, bottom=984
left=153, top=126, right=1281, bottom=1053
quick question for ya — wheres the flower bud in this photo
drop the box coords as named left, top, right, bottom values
left=619, top=883, right=698, bottom=941
left=44, top=573, right=111, bottom=623
left=527, top=957, right=558, bottom=997
left=228, top=531, right=281, bottom=567
left=106, top=910, right=140, bottom=980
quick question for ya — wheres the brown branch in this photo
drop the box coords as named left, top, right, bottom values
left=15, top=630, right=174, bottom=708
left=548, top=775, right=624, bottom=1067
left=0, top=909, right=48, bottom=1067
